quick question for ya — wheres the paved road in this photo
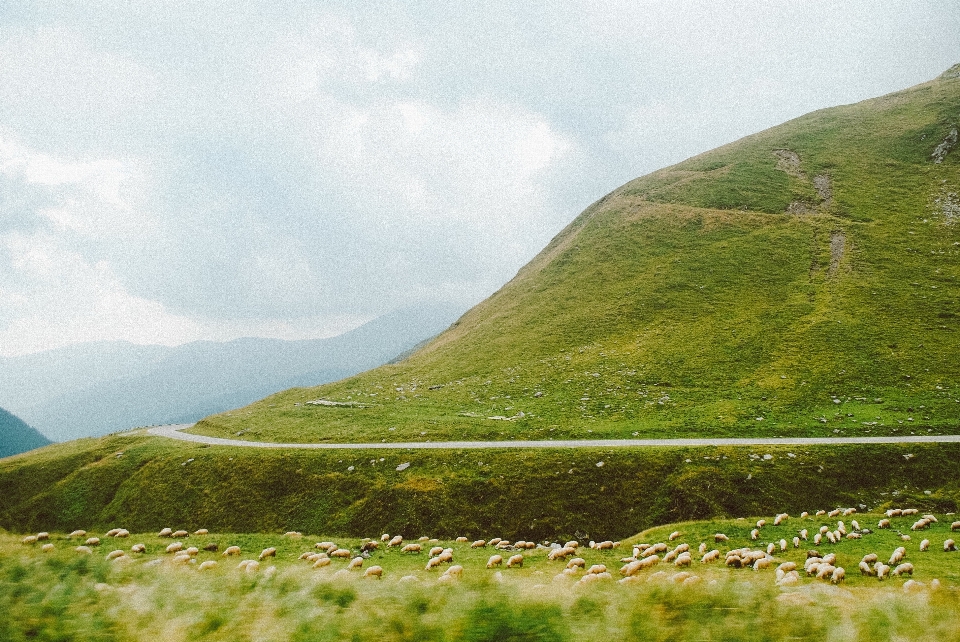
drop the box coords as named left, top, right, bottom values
left=147, top=424, right=960, bottom=449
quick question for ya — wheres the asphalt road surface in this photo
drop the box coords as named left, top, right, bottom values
left=147, top=424, right=960, bottom=449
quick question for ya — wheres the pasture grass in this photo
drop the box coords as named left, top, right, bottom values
left=5, top=511, right=960, bottom=641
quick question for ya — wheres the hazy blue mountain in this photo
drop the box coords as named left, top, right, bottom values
left=0, top=302, right=466, bottom=442
left=0, top=407, right=51, bottom=458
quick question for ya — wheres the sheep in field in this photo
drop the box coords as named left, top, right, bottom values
left=75, top=546, right=93, bottom=555
left=166, top=542, right=184, bottom=554
left=830, top=567, right=846, bottom=584
left=106, top=550, right=125, bottom=561
left=69, top=530, right=86, bottom=539
left=199, top=561, right=218, bottom=571
left=587, top=564, right=607, bottom=575
left=456, top=537, right=468, bottom=543
left=566, top=557, right=586, bottom=570
left=487, top=555, right=503, bottom=568
left=669, top=531, right=681, bottom=541
left=204, top=543, right=219, bottom=552
left=875, top=562, right=890, bottom=580
left=388, top=536, right=404, bottom=547
left=259, top=547, right=277, bottom=561
left=952, top=521, right=960, bottom=532
left=85, top=537, right=102, bottom=547
left=330, top=549, right=352, bottom=559
left=130, top=543, right=146, bottom=554
left=158, top=528, right=173, bottom=538
left=675, top=553, right=692, bottom=568
left=195, top=529, right=209, bottom=536
left=506, top=554, right=524, bottom=568
left=859, top=561, right=876, bottom=576
left=889, top=547, right=906, bottom=566
left=41, top=544, right=54, bottom=553
left=920, top=539, right=930, bottom=552
left=21, top=536, right=37, bottom=545
left=471, top=540, right=486, bottom=548
left=945, top=539, right=957, bottom=552
left=348, top=557, right=364, bottom=570
left=701, top=550, right=720, bottom=564
left=401, top=544, right=422, bottom=554
left=313, top=557, right=332, bottom=569
left=364, top=566, right=383, bottom=579
left=892, top=563, right=914, bottom=576
left=878, top=519, right=891, bottom=529
left=222, top=546, right=241, bottom=556
left=429, top=546, right=444, bottom=557
left=714, top=533, right=729, bottom=543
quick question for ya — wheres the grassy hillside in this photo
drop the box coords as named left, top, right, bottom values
left=194, top=64, right=960, bottom=444
left=0, top=407, right=49, bottom=458
left=5, top=512, right=960, bottom=641
left=3, top=430, right=960, bottom=538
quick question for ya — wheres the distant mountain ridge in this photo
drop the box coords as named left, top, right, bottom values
left=0, top=303, right=466, bottom=442
left=0, top=407, right=50, bottom=458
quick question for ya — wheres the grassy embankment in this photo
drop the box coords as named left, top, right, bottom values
left=191, top=67, right=960, bottom=445
left=3, top=431, right=960, bottom=538
left=4, top=511, right=960, bottom=641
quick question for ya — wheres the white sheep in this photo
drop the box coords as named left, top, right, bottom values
left=158, top=528, right=173, bottom=537
left=892, top=562, right=914, bottom=576
left=920, top=539, right=930, bottom=552
left=85, top=537, right=101, bottom=547
left=348, top=557, right=364, bottom=570
left=945, top=539, right=957, bottom=552
left=69, top=530, right=86, bottom=539
left=21, top=535, right=37, bottom=545
left=401, top=543, right=422, bottom=554
left=675, top=553, right=692, bottom=567
left=471, top=540, right=486, bottom=548
left=388, top=536, right=404, bottom=547
left=800, top=511, right=809, bottom=519
left=714, top=533, right=729, bottom=543
left=313, top=557, right=332, bottom=569
left=455, top=536, right=468, bottom=543
left=889, top=547, right=906, bottom=565
left=166, top=542, right=184, bottom=554
left=330, top=549, right=352, bottom=559
left=875, top=562, right=890, bottom=580
left=566, top=557, right=586, bottom=570
left=878, top=519, right=891, bottom=529
left=793, top=537, right=800, bottom=548
left=194, top=529, right=209, bottom=536
left=830, top=567, right=845, bottom=584
left=750, top=529, right=759, bottom=541
left=859, top=561, right=876, bottom=576
left=380, top=533, right=391, bottom=542
left=486, top=554, right=504, bottom=568
left=753, top=557, right=772, bottom=571
left=364, top=566, right=383, bottom=579
left=199, top=561, right=218, bottom=571
left=701, top=550, right=720, bottom=564
left=172, top=530, right=189, bottom=538
left=222, top=545, right=241, bottom=556
left=41, top=543, right=55, bottom=553
left=668, top=531, right=681, bottom=541
left=952, top=521, right=960, bottom=532
left=506, top=554, right=524, bottom=568
left=429, top=546, right=444, bottom=557
left=861, top=553, right=878, bottom=564
left=105, top=549, right=125, bottom=560
left=75, top=545, right=92, bottom=555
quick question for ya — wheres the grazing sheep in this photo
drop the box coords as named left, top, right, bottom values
left=889, top=547, right=907, bottom=566
left=726, top=556, right=742, bottom=569
left=675, top=553, right=692, bottom=568
left=800, top=512, right=809, bottom=519
left=506, top=554, right=524, bottom=568
left=85, top=537, right=101, bottom=547
left=199, top=561, right=218, bottom=571
left=815, top=510, right=826, bottom=517
left=892, top=563, right=914, bottom=576
left=564, top=541, right=580, bottom=549
left=875, top=562, right=890, bottom=580
left=698, top=542, right=707, bottom=555
left=425, top=556, right=444, bottom=570
left=843, top=508, right=857, bottom=516
left=846, top=533, right=862, bottom=540
left=859, top=561, right=876, bottom=576
left=106, top=528, right=121, bottom=537
left=793, top=537, right=800, bottom=548
left=471, top=540, right=486, bottom=548
left=830, top=567, right=846, bottom=584
left=886, top=509, right=902, bottom=517
left=21, top=536, right=37, bottom=545
left=401, top=544, right=422, bottom=554
left=753, top=557, right=772, bottom=571
left=814, top=533, right=823, bottom=546
left=69, top=530, right=86, bottom=539
left=714, top=533, right=729, bottom=543
left=701, top=550, right=720, bottom=564
left=828, top=509, right=841, bottom=518
left=549, top=547, right=577, bottom=561
left=441, top=565, right=464, bottom=579
left=945, top=539, right=957, bottom=552
left=902, top=509, right=919, bottom=516
left=239, top=560, right=260, bottom=573
left=194, top=529, right=209, bottom=536
left=777, top=562, right=797, bottom=573
left=488, top=538, right=502, bottom=546
left=669, top=531, right=681, bottom=541
left=204, top=543, right=219, bottom=552
left=418, top=536, right=430, bottom=542
left=663, top=550, right=678, bottom=564
left=456, top=537, right=468, bottom=543
left=360, top=541, right=379, bottom=553
left=364, top=566, right=383, bottom=579
left=388, top=536, right=404, bottom=547
left=952, top=521, right=960, bottom=532
left=815, top=564, right=836, bottom=580
left=106, top=550, right=126, bottom=561
left=380, top=534, right=391, bottom=542
left=766, top=543, right=776, bottom=555
left=172, top=530, right=189, bottom=538
left=315, top=541, right=337, bottom=551
left=852, top=520, right=860, bottom=531
left=348, top=557, right=364, bottom=570
left=595, top=541, right=614, bottom=551
left=861, top=553, right=878, bottom=565
left=587, top=564, right=607, bottom=575
left=75, top=546, right=92, bottom=555
left=566, top=557, right=586, bottom=570
left=920, top=539, right=930, bottom=552
left=185, top=547, right=199, bottom=557
left=158, top=528, right=173, bottom=538
left=166, top=542, right=184, bottom=554
left=756, top=520, right=766, bottom=529
left=313, top=557, right=332, bottom=569
left=330, top=549, right=352, bottom=559
left=821, top=553, right=836, bottom=566
left=778, top=571, right=800, bottom=586
left=222, top=546, right=241, bottom=556
left=172, top=553, right=192, bottom=565
left=429, top=546, right=444, bottom=557
left=41, top=543, right=54, bottom=553
left=750, top=529, right=759, bottom=541
left=284, top=531, right=302, bottom=538
left=487, top=555, right=504, bottom=568
left=878, top=519, right=891, bottom=529
left=35, top=532, right=50, bottom=541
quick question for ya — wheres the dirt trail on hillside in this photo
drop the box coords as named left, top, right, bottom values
left=147, top=424, right=960, bottom=450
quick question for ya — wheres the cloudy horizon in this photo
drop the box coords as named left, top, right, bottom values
left=1, top=1, right=958, bottom=357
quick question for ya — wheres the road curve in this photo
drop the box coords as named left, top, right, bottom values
left=147, top=424, right=960, bottom=449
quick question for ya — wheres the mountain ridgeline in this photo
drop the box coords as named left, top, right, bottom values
left=0, top=408, right=49, bottom=458
left=194, top=65, right=960, bottom=445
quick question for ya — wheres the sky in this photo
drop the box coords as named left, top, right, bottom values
left=0, top=1, right=958, bottom=357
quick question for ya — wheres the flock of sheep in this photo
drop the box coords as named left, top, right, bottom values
left=17, top=508, right=959, bottom=591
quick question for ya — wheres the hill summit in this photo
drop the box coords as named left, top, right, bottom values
left=195, top=65, right=960, bottom=445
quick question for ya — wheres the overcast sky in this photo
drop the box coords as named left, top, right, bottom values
left=0, top=1, right=957, bottom=356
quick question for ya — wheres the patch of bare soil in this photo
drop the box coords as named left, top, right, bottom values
left=829, top=231, right=845, bottom=275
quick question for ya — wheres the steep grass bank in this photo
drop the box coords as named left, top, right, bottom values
left=194, top=67, right=960, bottom=444
left=3, top=434, right=960, bottom=539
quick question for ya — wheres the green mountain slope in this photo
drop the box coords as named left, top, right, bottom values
left=0, top=407, right=50, bottom=458
left=194, top=64, right=960, bottom=444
